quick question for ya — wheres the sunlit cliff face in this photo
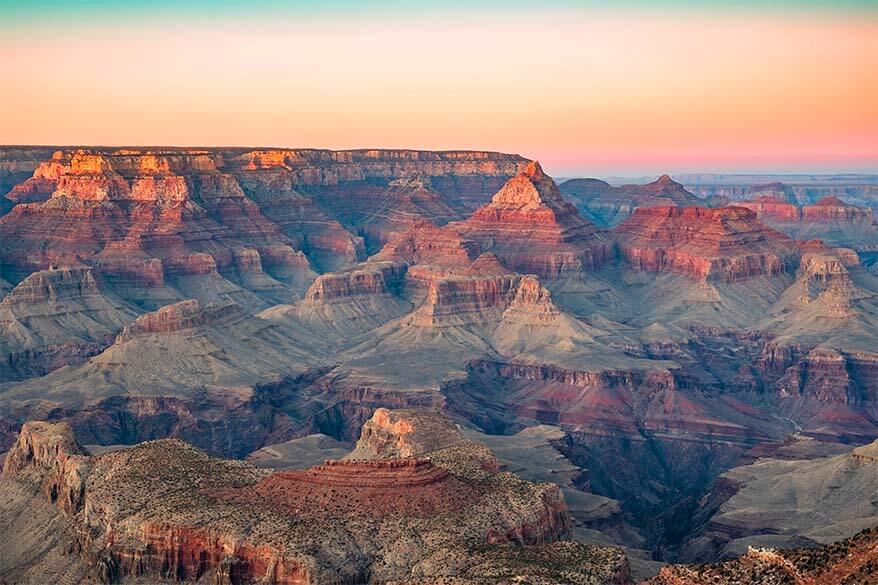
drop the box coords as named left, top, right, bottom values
left=1, top=2, right=876, bottom=176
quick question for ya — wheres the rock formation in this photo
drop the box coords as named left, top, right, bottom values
left=450, top=162, right=611, bottom=279
left=3, top=148, right=878, bottom=581
left=560, top=174, right=706, bottom=227
left=648, top=527, right=878, bottom=585
left=0, top=411, right=600, bottom=584
left=738, top=196, right=878, bottom=258
left=672, top=438, right=878, bottom=563
left=0, top=266, right=138, bottom=380
left=613, top=206, right=800, bottom=282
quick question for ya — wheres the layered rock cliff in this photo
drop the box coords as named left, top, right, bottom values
left=0, top=411, right=583, bottom=584
left=0, top=147, right=526, bottom=295
left=738, top=195, right=878, bottom=255
left=613, top=206, right=800, bottom=282
left=0, top=266, right=138, bottom=380
left=450, top=162, right=611, bottom=279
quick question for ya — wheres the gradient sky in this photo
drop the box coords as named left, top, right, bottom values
left=1, top=1, right=876, bottom=176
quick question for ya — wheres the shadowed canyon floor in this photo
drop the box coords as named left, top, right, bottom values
left=2, top=147, right=878, bottom=582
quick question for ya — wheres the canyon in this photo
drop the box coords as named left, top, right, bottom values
left=1, top=147, right=878, bottom=583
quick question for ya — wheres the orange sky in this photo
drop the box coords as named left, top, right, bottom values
left=1, top=9, right=876, bottom=175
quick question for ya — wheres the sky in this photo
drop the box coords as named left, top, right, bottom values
left=1, top=0, right=876, bottom=177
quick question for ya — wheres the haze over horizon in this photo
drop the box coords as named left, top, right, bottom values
left=1, top=0, right=876, bottom=177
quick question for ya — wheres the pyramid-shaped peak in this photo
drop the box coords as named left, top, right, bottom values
left=490, top=160, right=564, bottom=208
left=654, top=174, right=680, bottom=186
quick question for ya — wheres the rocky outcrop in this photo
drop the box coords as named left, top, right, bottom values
left=115, top=299, right=241, bottom=340
left=560, top=174, right=706, bottom=227
left=0, top=266, right=138, bottom=380
left=737, top=195, right=801, bottom=222
left=302, top=262, right=406, bottom=303
left=2, top=421, right=90, bottom=516
left=450, top=162, right=611, bottom=279
left=0, top=150, right=308, bottom=300
left=651, top=527, right=878, bottom=584
left=0, top=413, right=576, bottom=584
left=738, top=195, right=878, bottom=254
left=804, top=195, right=874, bottom=221
left=613, top=206, right=800, bottom=282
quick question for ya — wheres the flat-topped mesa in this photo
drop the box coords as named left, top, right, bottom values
left=116, top=299, right=242, bottom=340
left=105, top=150, right=223, bottom=177
left=613, top=205, right=800, bottom=282
left=803, top=196, right=874, bottom=223
left=737, top=195, right=801, bottom=222
left=412, top=272, right=523, bottom=327
left=348, top=408, right=464, bottom=457
left=228, top=458, right=466, bottom=520
left=49, top=151, right=131, bottom=202
left=451, top=162, right=611, bottom=278
left=740, top=195, right=874, bottom=225
left=302, top=262, right=407, bottom=303
left=346, top=408, right=500, bottom=472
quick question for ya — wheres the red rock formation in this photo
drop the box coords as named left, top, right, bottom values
left=115, top=299, right=240, bottom=340
left=451, top=162, right=611, bottom=279
left=0, top=150, right=312, bottom=292
left=737, top=195, right=801, bottom=222
left=117, top=523, right=312, bottom=585
left=219, top=458, right=472, bottom=518
left=803, top=196, right=874, bottom=222
left=2, top=421, right=90, bottom=515
left=1, top=147, right=526, bottom=284
left=740, top=194, right=874, bottom=226
left=371, top=220, right=482, bottom=268
left=308, top=175, right=462, bottom=253
left=302, top=262, right=406, bottom=303
left=613, top=205, right=800, bottom=282
left=0, top=413, right=574, bottom=583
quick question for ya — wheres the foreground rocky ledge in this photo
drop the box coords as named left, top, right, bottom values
left=0, top=410, right=635, bottom=584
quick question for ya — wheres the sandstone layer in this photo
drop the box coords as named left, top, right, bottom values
left=613, top=206, right=800, bottom=282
